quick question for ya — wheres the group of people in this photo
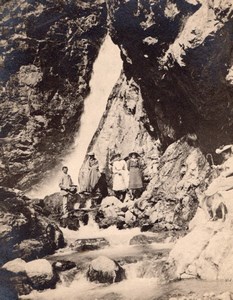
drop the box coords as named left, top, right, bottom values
left=59, top=142, right=233, bottom=221
left=111, top=152, right=144, bottom=200
left=59, top=150, right=144, bottom=217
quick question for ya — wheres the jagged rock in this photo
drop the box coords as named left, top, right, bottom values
left=0, top=187, right=65, bottom=266
left=100, top=196, right=124, bottom=218
left=87, top=256, right=126, bottom=283
left=71, top=238, right=110, bottom=252
left=124, top=210, right=136, bottom=226
left=0, top=0, right=107, bottom=190
left=79, top=74, right=160, bottom=192
left=131, top=139, right=208, bottom=230
left=107, top=0, right=233, bottom=152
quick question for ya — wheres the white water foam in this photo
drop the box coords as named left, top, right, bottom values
left=28, top=35, right=122, bottom=198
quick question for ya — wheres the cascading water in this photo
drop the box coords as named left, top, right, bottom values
left=28, top=34, right=122, bottom=198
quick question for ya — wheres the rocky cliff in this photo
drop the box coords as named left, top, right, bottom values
left=0, top=0, right=107, bottom=190
left=106, top=0, right=233, bottom=154
left=79, top=73, right=160, bottom=190
left=1, top=0, right=233, bottom=287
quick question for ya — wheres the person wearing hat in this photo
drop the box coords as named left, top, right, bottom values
left=85, top=151, right=101, bottom=194
left=59, top=166, right=76, bottom=218
left=111, top=153, right=129, bottom=201
left=205, top=144, right=233, bottom=196
left=127, top=151, right=143, bottom=199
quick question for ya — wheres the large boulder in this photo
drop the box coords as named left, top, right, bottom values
left=87, top=256, right=126, bottom=284
left=2, top=258, right=59, bottom=294
left=167, top=213, right=233, bottom=281
left=25, top=259, right=58, bottom=290
left=0, top=187, right=65, bottom=266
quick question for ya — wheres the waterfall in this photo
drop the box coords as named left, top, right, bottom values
left=28, top=35, right=122, bottom=198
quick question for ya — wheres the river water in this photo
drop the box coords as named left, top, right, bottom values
left=20, top=220, right=233, bottom=300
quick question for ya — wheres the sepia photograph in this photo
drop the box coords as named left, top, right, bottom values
left=1, top=0, right=233, bottom=299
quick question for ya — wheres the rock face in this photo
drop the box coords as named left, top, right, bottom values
left=93, top=137, right=209, bottom=230
left=87, top=256, right=126, bottom=283
left=0, top=187, right=65, bottom=266
left=107, top=0, right=233, bottom=153
left=79, top=73, right=160, bottom=191
left=133, top=138, right=209, bottom=230
left=0, top=0, right=107, bottom=189
left=167, top=198, right=233, bottom=281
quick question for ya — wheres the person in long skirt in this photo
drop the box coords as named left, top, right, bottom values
left=127, top=152, right=143, bottom=199
left=85, top=152, right=101, bottom=194
left=112, top=154, right=129, bottom=201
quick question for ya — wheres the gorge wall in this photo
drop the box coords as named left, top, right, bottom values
left=106, top=0, right=233, bottom=154
left=0, top=0, right=107, bottom=189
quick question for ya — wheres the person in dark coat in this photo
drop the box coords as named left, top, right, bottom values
left=127, top=152, right=143, bottom=199
left=85, top=152, right=101, bottom=193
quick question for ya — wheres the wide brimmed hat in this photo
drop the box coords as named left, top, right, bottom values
left=128, top=151, right=140, bottom=157
left=216, top=145, right=233, bottom=154
left=88, top=151, right=95, bottom=156
left=111, top=153, right=121, bottom=161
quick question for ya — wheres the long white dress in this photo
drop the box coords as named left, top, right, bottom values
left=112, top=159, right=129, bottom=191
left=205, top=156, right=233, bottom=196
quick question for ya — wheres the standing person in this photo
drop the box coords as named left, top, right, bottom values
left=85, top=152, right=101, bottom=194
left=112, top=153, right=129, bottom=201
left=127, top=151, right=143, bottom=199
left=205, top=145, right=233, bottom=196
left=59, top=166, right=74, bottom=217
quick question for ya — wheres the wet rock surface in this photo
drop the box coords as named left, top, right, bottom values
left=52, top=260, right=76, bottom=272
left=168, top=217, right=233, bottom=281
left=71, top=238, right=110, bottom=252
left=2, top=258, right=59, bottom=295
left=0, top=187, right=65, bottom=266
left=107, top=0, right=233, bottom=153
left=87, top=256, right=126, bottom=284
left=0, top=0, right=107, bottom=190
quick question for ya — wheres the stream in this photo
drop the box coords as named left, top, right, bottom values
left=20, top=219, right=233, bottom=300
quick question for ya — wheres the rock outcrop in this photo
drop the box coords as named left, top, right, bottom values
left=0, top=187, right=65, bottom=266
left=78, top=73, right=160, bottom=189
left=167, top=199, right=233, bottom=281
left=107, top=0, right=233, bottom=154
left=0, top=0, right=107, bottom=190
